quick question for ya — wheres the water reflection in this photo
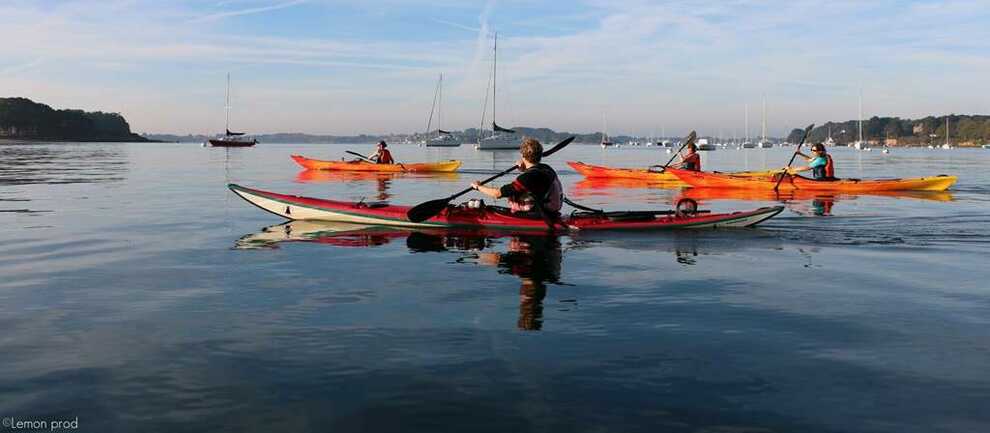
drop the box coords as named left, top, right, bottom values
left=237, top=221, right=785, bottom=330
left=0, top=143, right=127, bottom=185
left=409, top=232, right=562, bottom=330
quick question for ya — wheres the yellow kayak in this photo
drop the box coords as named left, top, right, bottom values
left=291, top=155, right=461, bottom=172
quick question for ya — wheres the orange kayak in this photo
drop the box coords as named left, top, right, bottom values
left=567, top=161, right=774, bottom=182
left=667, top=168, right=957, bottom=192
left=291, top=154, right=462, bottom=172
left=679, top=187, right=954, bottom=202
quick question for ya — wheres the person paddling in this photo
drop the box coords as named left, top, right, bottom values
left=471, top=137, right=563, bottom=217
left=788, top=143, right=835, bottom=180
left=370, top=141, right=395, bottom=164
left=675, top=142, right=701, bottom=171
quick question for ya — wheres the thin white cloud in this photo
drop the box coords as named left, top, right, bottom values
left=0, top=57, right=46, bottom=76
left=189, top=0, right=309, bottom=23
left=428, top=17, right=480, bottom=33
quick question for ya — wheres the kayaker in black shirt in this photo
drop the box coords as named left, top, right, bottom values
left=471, top=137, right=563, bottom=215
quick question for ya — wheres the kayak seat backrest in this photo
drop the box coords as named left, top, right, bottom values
left=486, top=205, right=545, bottom=221
left=605, top=211, right=660, bottom=222
left=353, top=201, right=389, bottom=209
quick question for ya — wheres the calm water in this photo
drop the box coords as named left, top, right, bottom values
left=1, top=142, right=989, bottom=432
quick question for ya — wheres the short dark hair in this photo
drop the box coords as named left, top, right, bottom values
left=811, top=143, right=826, bottom=152
left=520, top=137, right=543, bottom=163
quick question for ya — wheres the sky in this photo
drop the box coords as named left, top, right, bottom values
left=1, top=0, right=988, bottom=137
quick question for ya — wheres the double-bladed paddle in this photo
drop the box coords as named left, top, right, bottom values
left=406, top=136, right=575, bottom=223
left=346, top=150, right=407, bottom=171
left=773, top=123, right=815, bottom=191
left=648, top=130, right=697, bottom=172
left=345, top=150, right=374, bottom=162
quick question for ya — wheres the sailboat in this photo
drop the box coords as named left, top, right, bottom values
left=852, top=89, right=868, bottom=150
left=424, top=73, right=460, bottom=147
left=757, top=96, right=773, bottom=148
left=600, top=113, right=614, bottom=148
left=940, top=117, right=954, bottom=149
left=474, top=33, right=518, bottom=150
left=208, top=73, right=257, bottom=147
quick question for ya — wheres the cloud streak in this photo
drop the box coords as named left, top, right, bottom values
left=189, top=0, right=310, bottom=23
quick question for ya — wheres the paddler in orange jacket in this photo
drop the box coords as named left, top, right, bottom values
left=675, top=143, right=701, bottom=171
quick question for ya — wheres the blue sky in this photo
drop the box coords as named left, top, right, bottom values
left=1, top=0, right=988, bottom=136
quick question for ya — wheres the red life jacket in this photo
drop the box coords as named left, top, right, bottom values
left=377, top=149, right=395, bottom=164
left=812, top=154, right=835, bottom=179
left=682, top=153, right=701, bottom=171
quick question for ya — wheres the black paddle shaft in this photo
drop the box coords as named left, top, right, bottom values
left=445, top=136, right=574, bottom=202
left=649, top=131, right=697, bottom=172
left=345, top=150, right=374, bottom=162
left=405, top=136, right=574, bottom=222
left=774, top=123, right=815, bottom=191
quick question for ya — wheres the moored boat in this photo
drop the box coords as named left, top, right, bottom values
left=667, top=168, right=957, bottom=192
left=291, top=155, right=461, bottom=172
left=209, top=73, right=257, bottom=147
left=229, top=184, right=784, bottom=230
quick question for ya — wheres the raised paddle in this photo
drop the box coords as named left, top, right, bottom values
left=346, top=150, right=407, bottom=171
left=406, top=136, right=575, bottom=223
left=773, top=123, right=815, bottom=191
left=648, top=130, right=697, bottom=172
left=345, top=150, right=374, bottom=162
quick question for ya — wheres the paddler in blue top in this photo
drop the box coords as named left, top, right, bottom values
left=788, top=142, right=835, bottom=180
left=471, top=137, right=564, bottom=217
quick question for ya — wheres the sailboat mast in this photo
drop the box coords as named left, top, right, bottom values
left=225, top=73, right=231, bottom=132
left=426, top=73, right=440, bottom=134
left=438, top=73, right=443, bottom=137
left=858, top=89, right=863, bottom=143
left=945, top=117, right=949, bottom=145
left=744, top=104, right=749, bottom=143
left=761, top=95, right=767, bottom=142
left=492, top=32, right=497, bottom=138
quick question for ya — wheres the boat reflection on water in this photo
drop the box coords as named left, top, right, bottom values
left=237, top=221, right=785, bottom=330
left=294, top=170, right=461, bottom=201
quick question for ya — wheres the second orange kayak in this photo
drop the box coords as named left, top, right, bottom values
left=567, top=161, right=775, bottom=182
left=667, top=167, right=957, bottom=192
left=291, top=155, right=462, bottom=172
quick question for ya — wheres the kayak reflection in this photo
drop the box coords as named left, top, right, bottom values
left=236, top=222, right=785, bottom=329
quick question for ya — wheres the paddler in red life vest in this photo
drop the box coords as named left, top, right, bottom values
left=470, top=137, right=564, bottom=217
left=675, top=143, right=701, bottom=171
left=370, top=141, right=395, bottom=164
left=789, top=142, right=835, bottom=180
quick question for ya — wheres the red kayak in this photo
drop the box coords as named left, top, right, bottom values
left=229, top=184, right=784, bottom=230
